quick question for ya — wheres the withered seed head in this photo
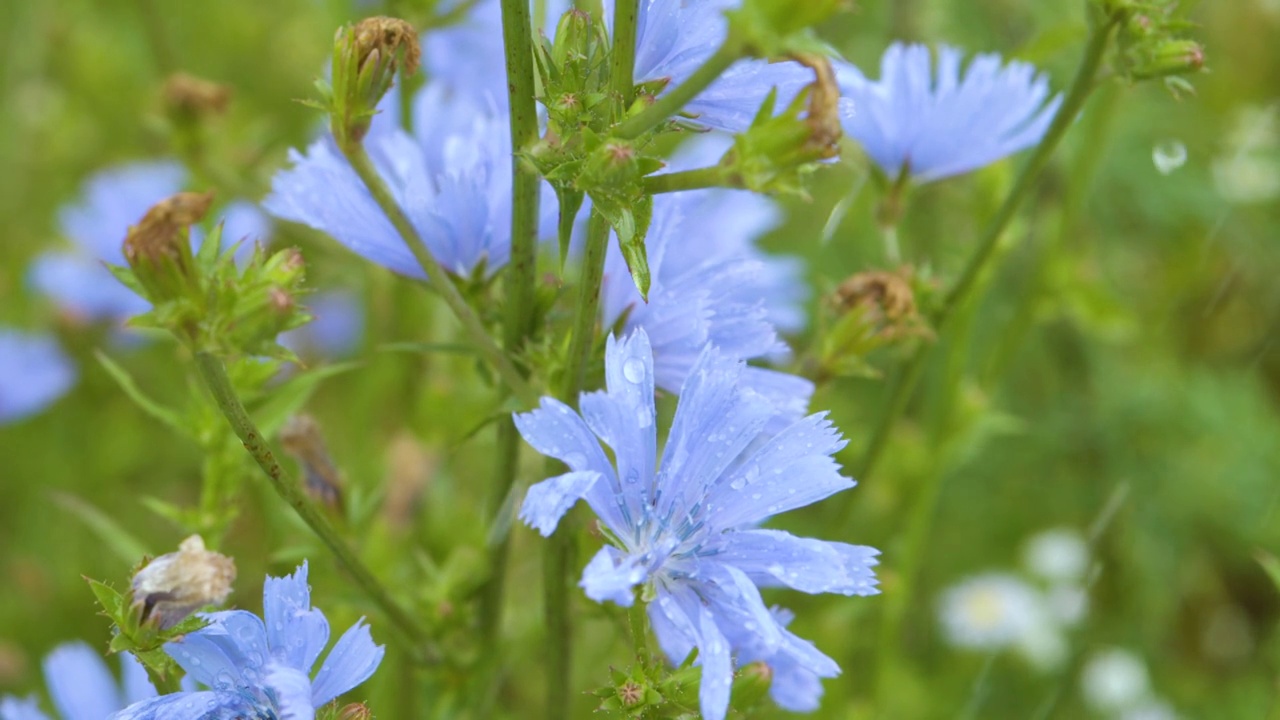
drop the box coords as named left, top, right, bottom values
left=792, top=52, right=843, bottom=160
left=352, top=16, right=421, bottom=77
left=131, top=535, right=236, bottom=629
left=163, top=72, right=232, bottom=116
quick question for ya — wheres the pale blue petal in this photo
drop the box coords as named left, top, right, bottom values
left=263, top=562, right=330, bottom=673
left=108, top=691, right=267, bottom=720
left=28, top=252, right=149, bottom=321
left=706, top=413, right=853, bottom=530
left=164, top=612, right=260, bottom=690
left=713, top=529, right=879, bottom=595
left=58, top=161, right=186, bottom=261
left=647, top=589, right=697, bottom=665
left=0, top=330, right=76, bottom=424
left=264, top=664, right=314, bottom=720
left=0, top=696, right=51, bottom=720
left=43, top=642, right=120, bottom=720
left=837, top=43, right=1060, bottom=183
left=280, top=291, right=365, bottom=360
left=656, top=344, right=774, bottom=518
left=520, top=471, right=604, bottom=536
left=580, top=546, right=644, bottom=606
left=119, top=652, right=158, bottom=703
left=696, top=606, right=733, bottom=720
left=310, top=619, right=385, bottom=706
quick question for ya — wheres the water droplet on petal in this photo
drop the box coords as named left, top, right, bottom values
left=622, top=357, right=646, bottom=383
left=1153, top=140, right=1187, bottom=175
left=564, top=451, right=587, bottom=468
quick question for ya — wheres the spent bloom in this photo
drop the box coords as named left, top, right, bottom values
left=131, top=535, right=237, bottom=629
left=31, top=161, right=270, bottom=322
left=0, top=642, right=157, bottom=720
left=836, top=43, right=1061, bottom=183
left=515, top=330, right=878, bottom=720
left=0, top=329, right=76, bottom=424
left=266, top=82, right=532, bottom=279
left=112, top=562, right=384, bottom=720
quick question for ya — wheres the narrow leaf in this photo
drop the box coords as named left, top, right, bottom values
left=95, top=351, right=187, bottom=435
left=54, top=492, right=151, bottom=566
left=250, top=362, right=360, bottom=437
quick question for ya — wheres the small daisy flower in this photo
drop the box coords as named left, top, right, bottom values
left=1080, top=648, right=1150, bottom=713
left=937, top=573, right=1044, bottom=650
left=836, top=43, right=1061, bottom=183
left=1022, top=527, right=1090, bottom=584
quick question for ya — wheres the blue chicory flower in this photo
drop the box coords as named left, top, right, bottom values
left=0, top=641, right=157, bottom=720
left=599, top=195, right=814, bottom=427
left=31, top=161, right=271, bottom=322
left=605, top=0, right=812, bottom=133
left=265, top=82, right=533, bottom=280
left=836, top=42, right=1062, bottom=183
left=0, top=329, right=76, bottom=424
left=515, top=330, right=879, bottom=720
left=110, top=562, right=384, bottom=720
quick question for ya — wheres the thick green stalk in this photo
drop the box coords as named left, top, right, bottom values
left=479, top=0, right=545, bottom=647
left=193, top=352, right=437, bottom=664
left=610, top=0, right=639, bottom=106
left=613, top=43, right=739, bottom=139
left=339, top=143, right=539, bottom=408
left=544, top=210, right=612, bottom=719
left=642, top=166, right=729, bottom=194
left=853, top=16, right=1119, bottom=481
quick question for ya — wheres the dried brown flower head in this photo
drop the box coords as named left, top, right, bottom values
left=352, top=16, right=421, bottom=77
left=131, top=535, right=236, bottom=629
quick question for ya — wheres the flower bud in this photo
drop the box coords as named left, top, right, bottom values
left=131, top=535, right=235, bottom=629
left=336, top=703, right=372, bottom=720
left=162, top=72, right=232, bottom=119
left=281, top=414, right=344, bottom=511
left=1129, top=39, right=1206, bottom=80
left=729, top=661, right=773, bottom=712
left=122, top=191, right=214, bottom=305
left=552, top=9, right=592, bottom=71
left=329, top=17, right=420, bottom=146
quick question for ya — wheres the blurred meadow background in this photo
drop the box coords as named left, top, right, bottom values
left=2, top=0, right=1279, bottom=717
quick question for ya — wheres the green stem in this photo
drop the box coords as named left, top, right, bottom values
left=339, top=143, right=539, bottom=407
left=613, top=42, right=740, bottom=139
left=479, top=0, right=545, bottom=649
left=144, top=662, right=181, bottom=695
left=628, top=595, right=652, bottom=670
left=610, top=0, right=639, bottom=109
left=642, top=166, right=731, bottom=194
left=543, top=210, right=611, bottom=719
left=193, top=352, right=438, bottom=664
left=853, top=16, right=1119, bottom=481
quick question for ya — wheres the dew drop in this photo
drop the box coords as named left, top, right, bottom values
left=1153, top=140, right=1187, bottom=175
left=625, top=468, right=640, bottom=484
left=622, top=357, right=646, bottom=383
left=564, top=451, right=587, bottom=468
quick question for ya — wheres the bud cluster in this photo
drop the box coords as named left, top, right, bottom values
left=115, top=192, right=311, bottom=358
left=317, top=16, right=421, bottom=149
left=1103, top=1, right=1206, bottom=82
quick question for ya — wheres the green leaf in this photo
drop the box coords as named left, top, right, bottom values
left=95, top=351, right=187, bottom=435
left=249, top=362, right=360, bottom=437
left=53, top=492, right=151, bottom=566
left=375, top=342, right=477, bottom=356
left=86, top=578, right=128, bottom=619
left=1257, top=551, right=1280, bottom=591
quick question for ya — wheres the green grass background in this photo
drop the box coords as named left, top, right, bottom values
left=1, top=0, right=1278, bottom=717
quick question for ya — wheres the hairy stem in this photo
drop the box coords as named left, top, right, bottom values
left=544, top=210, right=611, bottom=718
left=479, top=0, right=545, bottom=649
left=193, top=352, right=437, bottom=664
left=610, top=0, right=639, bottom=109
left=854, top=16, right=1119, bottom=481
left=613, top=43, right=739, bottom=139
left=339, top=143, right=539, bottom=407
